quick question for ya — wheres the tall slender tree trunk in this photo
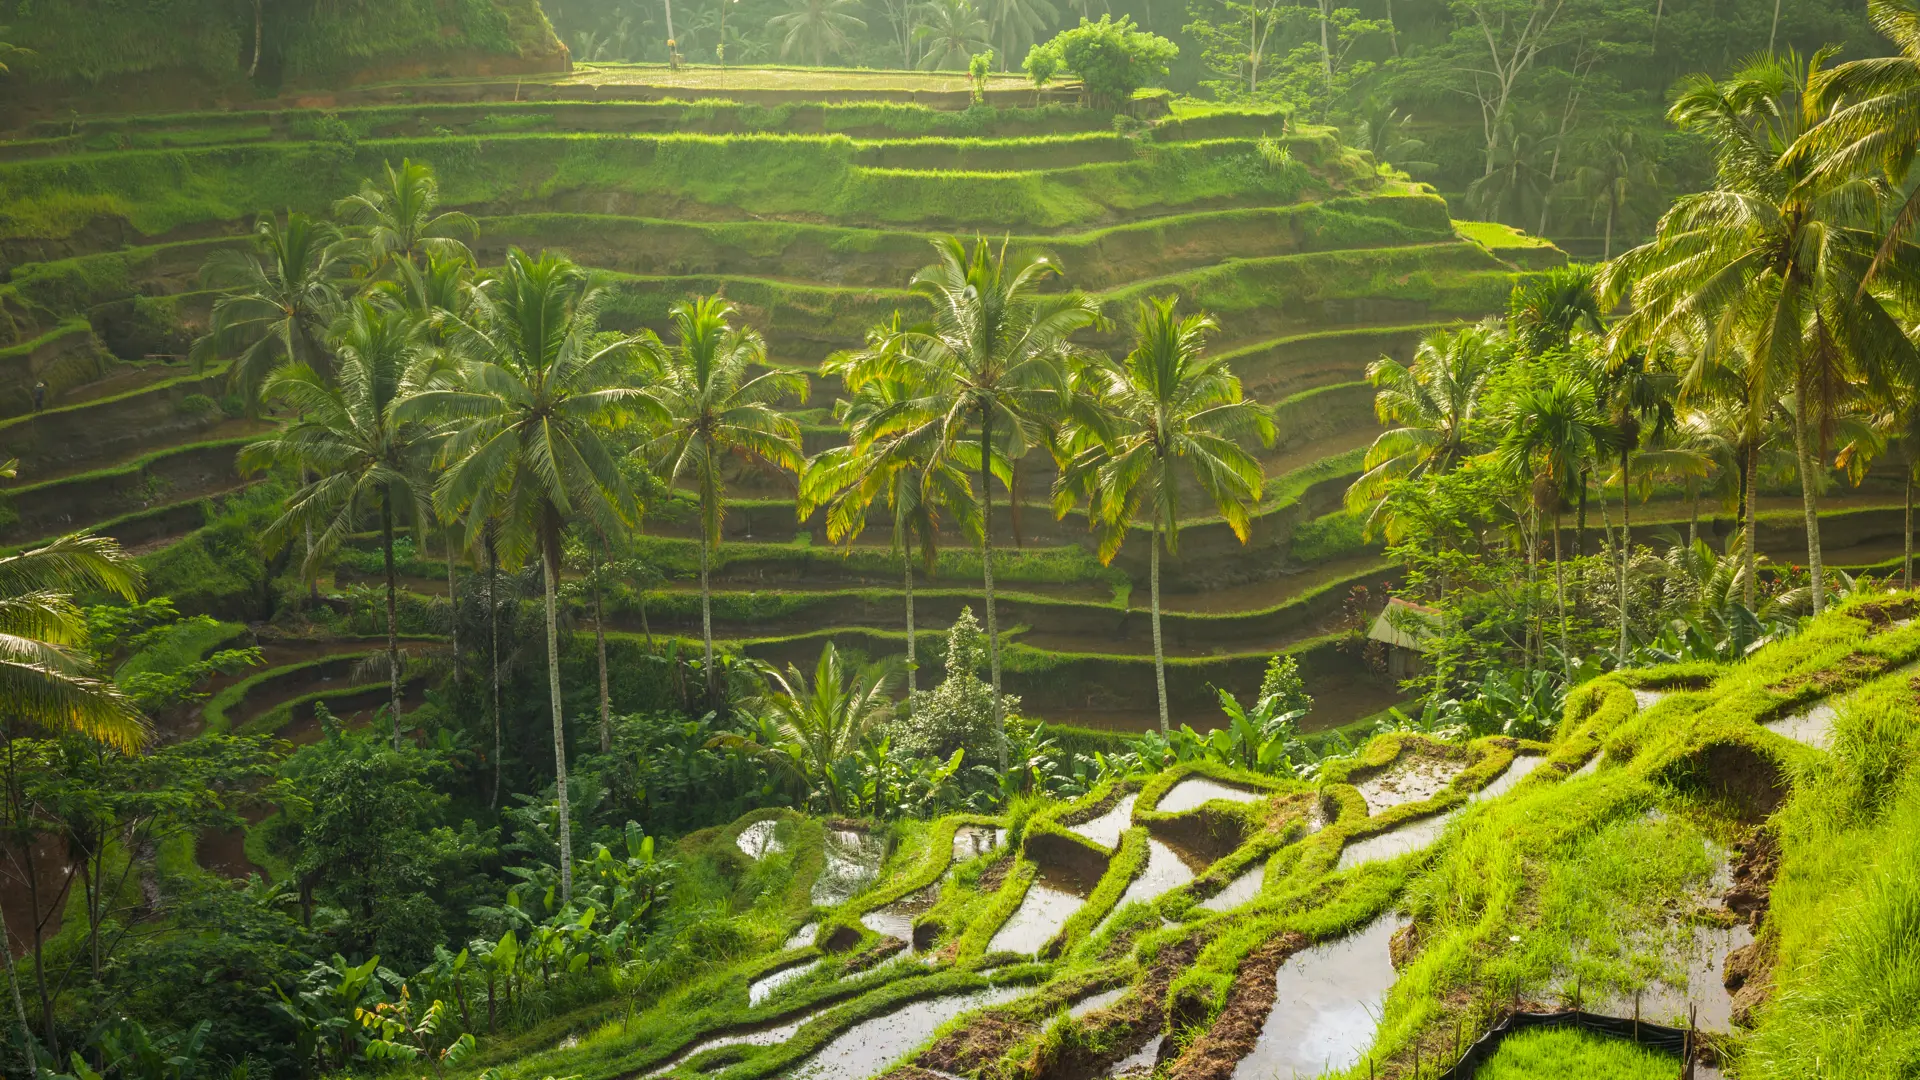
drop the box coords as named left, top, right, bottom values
left=446, top=531, right=461, bottom=689
left=1, top=920, right=32, bottom=1076
left=699, top=522, right=716, bottom=707
left=1384, top=0, right=1398, bottom=55
left=595, top=556, right=611, bottom=755
left=1768, top=0, right=1782, bottom=54
left=1652, top=0, right=1663, bottom=51
left=1791, top=393, right=1826, bottom=615
left=904, top=550, right=917, bottom=696
left=541, top=536, right=574, bottom=903
left=382, top=494, right=403, bottom=747
left=979, top=409, right=1005, bottom=770
left=1575, top=473, right=1588, bottom=558
left=1150, top=523, right=1168, bottom=734
left=1009, top=457, right=1023, bottom=549
left=1618, top=448, right=1631, bottom=660
left=488, top=539, right=502, bottom=810
left=1688, top=482, right=1699, bottom=550
left=1743, top=442, right=1759, bottom=611
left=1906, top=460, right=1914, bottom=591
left=248, top=0, right=263, bottom=78
left=1554, top=507, right=1570, bottom=679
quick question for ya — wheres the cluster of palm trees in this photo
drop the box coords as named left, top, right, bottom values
left=196, top=164, right=1276, bottom=898
left=1352, top=2, right=1920, bottom=670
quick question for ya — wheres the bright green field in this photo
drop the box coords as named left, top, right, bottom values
left=1473, top=1029, right=1680, bottom=1080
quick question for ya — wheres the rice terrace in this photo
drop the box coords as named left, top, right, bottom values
left=0, top=0, right=1917, bottom=1078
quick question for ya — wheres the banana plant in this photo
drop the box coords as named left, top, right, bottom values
left=358, top=991, right=478, bottom=1078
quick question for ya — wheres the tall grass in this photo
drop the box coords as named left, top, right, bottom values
left=1474, top=1028, right=1679, bottom=1080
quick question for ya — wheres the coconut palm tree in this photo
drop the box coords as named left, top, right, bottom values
left=1054, top=297, right=1274, bottom=733
left=0, top=533, right=144, bottom=750
left=835, top=237, right=1101, bottom=768
left=804, top=348, right=980, bottom=695
left=1345, top=319, right=1503, bottom=540
left=192, top=212, right=350, bottom=406
left=240, top=301, right=440, bottom=745
left=913, top=0, right=990, bottom=70
left=634, top=296, right=806, bottom=706
left=1497, top=374, right=1609, bottom=677
left=1589, top=344, right=1684, bottom=658
left=1573, top=124, right=1660, bottom=260
left=768, top=0, right=866, bottom=64
left=980, top=0, right=1056, bottom=71
left=407, top=249, right=646, bottom=902
left=334, top=158, right=477, bottom=275
left=1791, top=0, right=1920, bottom=279
left=1602, top=49, right=1920, bottom=616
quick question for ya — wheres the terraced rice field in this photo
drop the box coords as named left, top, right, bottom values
left=3, top=70, right=1896, bottom=733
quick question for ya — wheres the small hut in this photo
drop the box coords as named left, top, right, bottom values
left=1368, top=597, right=1441, bottom=681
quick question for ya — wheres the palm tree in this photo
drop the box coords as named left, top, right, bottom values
left=1497, top=375, right=1608, bottom=677
left=1468, top=116, right=1552, bottom=228
left=1589, top=345, right=1685, bottom=658
left=1345, top=319, right=1503, bottom=540
left=240, top=301, right=439, bottom=746
left=980, top=0, right=1057, bottom=71
left=1602, top=50, right=1920, bottom=616
left=1054, top=297, right=1273, bottom=733
left=767, top=0, right=866, bottom=64
left=334, top=158, right=477, bottom=275
left=192, top=212, right=350, bottom=406
left=803, top=351, right=979, bottom=696
left=836, top=238, right=1101, bottom=768
left=715, top=644, right=896, bottom=813
left=913, top=0, right=990, bottom=70
left=1791, top=0, right=1920, bottom=279
left=0, top=531, right=143, bottom=1062
left=407, top=249, right=646, bottom=902
left=1573, top=124, right=1659, bottom=260
left=635, top=297, right=806, bottom=706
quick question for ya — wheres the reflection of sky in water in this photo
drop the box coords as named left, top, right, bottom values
left=1764, top=701, right=1838, bottom=749
left=952, top=825, right=1006, bottom=861
left=1093, top=839, right=1193, bottom=936
left=1111, top=1034, right=1164, bottom=1077
left=1069, top=794, right=1138, bottom=849
left=736, top=820, right=784, bottom=858
left=988, top=882, right=1085, bottom=955
left=749, top=959, right=819, bottom=1006
left=859, top=885, right=938, bottom=944
left=1633, top=688, right=1668, bottom=710
left=787, top=985, right=1028, bottom=1080
left=1234, top=915, right=1400, bottom=1079
left=1471, top=754, right=1545, bottom=803
left=1199, top=860, right=1267, bottom=912
left=1158, top=778, right=1264, bottom=813
left=1336, top=813, right=1453, bottom=870
left=811, top=829, right=885, bottom=906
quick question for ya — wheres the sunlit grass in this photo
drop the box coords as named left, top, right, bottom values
left=1473, top=1028, right=1678, bottom=1080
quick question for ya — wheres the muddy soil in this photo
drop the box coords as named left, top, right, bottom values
left=1166, top=933, right=1303, bottom=1080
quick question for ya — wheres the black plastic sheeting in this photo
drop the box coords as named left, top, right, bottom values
left=1432, top=1009, right=1701, bottom=1079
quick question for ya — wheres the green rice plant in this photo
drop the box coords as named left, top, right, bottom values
left=1472, top=1028, right=1680, bottom=1080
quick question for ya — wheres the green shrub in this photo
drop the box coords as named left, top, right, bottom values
left=1029, top=16, right=1180, bottom=111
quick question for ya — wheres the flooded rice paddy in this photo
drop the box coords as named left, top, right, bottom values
left=1068, top=986, right=1128, bottom=1018
left=988, top=878, right=1087, bottom=955
left=1471, top=754, right=1546, bottom=803
left=786, top=984, right=1029, bottom=1080
left=1157, top=778, right=1266, bottom=813
left=1336, top=812, right=1455, bottom=870
left=749, top=960, right=821, bottom=1006
left=952, top=825, right=1006, bottom=861
left=736, top=820, right=784, bottom=859
left=860, top=885, right=939, bottom=944
left=1633, top=688, right=1669, bottom=710
left=1232, top=914, right=1401, bottom=1079
left=1764, top=700, right=1838, bottom=749
left=1355, top=755, right=1468, bottom=812
left=1197, top=860, right=1268, bottom=912
left=1110, top=1035, right=1165, bottom=1078
left=812, top=829, right=886, bottom=906
left=1069, top=793, right=1138, bottom=849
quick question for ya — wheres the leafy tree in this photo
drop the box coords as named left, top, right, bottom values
left=241, top=302, right=442, bottom=744
left=837, top=238, right=1100, bottom=768
left=915, top=0, right=991, bottom=69
left=192, top=213, right=350, bottom=407
left=1345, top=320, right=1504, bottom=539
left=409, top=249, right=644, bottom=902
left=1497, top=373, right=1609, bottom=676
left=1028, top=15, right=1178, bottom=110
left=634, top=297, right=806, bottom=706
left=891, top=607, right=1019, bottom=763
left=1602, top=49, right=1920, bottom=616
left=1055, top=296, right=1273, bottom=733
left=333, top=159, right=477, bottom=275
left=768, top=0, right=867, bottom=63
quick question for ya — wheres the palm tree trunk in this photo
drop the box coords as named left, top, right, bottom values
left=1554, top=507, right=1570, bottom=679
left=382, top=493, right=403, bottom=747
left=541, top=537, right=574, bottom=903
left=1791, top=392, right=1826, bottom=615
left=446, top=531, right=460, bottom=689
left=1150, top=523, right=1168, bottom=735
left=248, top=0, right=262, bottom=78
left=1, top=920, right=33, bottom=1076
left=1768, top=0, right=1781, bottom=54
left=1688, top=481, right=1699, bottom=550
left=488, top=538, right=502, bottom=810
left=1009, top=457, right=1023, bottom=549
left=595, top=559, right=611, bottom=756
left=1906, top=460, right=1914, bottom=591
left=980, top=409, right=1005, bottom=770
left=699, top=523, right=716, bottom=707
left=904, top=551, right=917, bottom=696
left=1575, top=471, right=1588, bottom=558
left=1743, top=442, right=1758, bottom=611
left=1618, top=447, right=1631, bottom=660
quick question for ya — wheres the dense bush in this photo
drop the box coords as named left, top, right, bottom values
left=1026, top=16, right=1180, bottom=111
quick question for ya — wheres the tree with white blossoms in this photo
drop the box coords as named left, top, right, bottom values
left=887, top=607, right=1020, bottom=762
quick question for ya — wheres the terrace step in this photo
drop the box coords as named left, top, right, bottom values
left=0, top=428, right=259, bottom=543
left=0, top=362, right=233, bottom=474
